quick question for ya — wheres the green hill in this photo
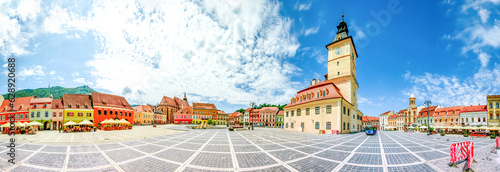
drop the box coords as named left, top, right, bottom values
left=3, top=85, right=98, bottom=99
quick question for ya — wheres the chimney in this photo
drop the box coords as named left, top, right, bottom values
left=311, top=79, right=317, bottom=86
left=59, top=96, right=62, bottom=99
left=34, top=95, right=37, bottom=98
left=318, top=79, right=321, bottom=83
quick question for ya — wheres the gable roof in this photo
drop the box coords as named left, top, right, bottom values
left=433, top=106, right=463, bottom=117
left=52, top=99, right=64, bottom=109
left=133, top=105, right=154, bottom=113
left=92, top=92, right=133, bottom=110
left=277, top=111, right=284, bottom=115
left=61, top=94, right=93, bottom=110
left=417, top=106, right=438, bottom=118
left=260, top=107, right=279, bottom=112
left=30, top=97, right=52, bottom=109
left=461, top=105, right=487, bottom=113
left=192, top=103, right=217, bottom=110
left=380, top=111, right=392, bottom=115
left=217, top=110, right=227, bottom=115
left=285, top=81, right=344, bottom=108
left=245, top=108, right=253, bottom=112
left=175, top=106, right=193, bottom=115
left=159, top=96, right=177, bottom=106
left=174, top=97, right=190, bottom=108
left=0, top=96, right=33, bottom=112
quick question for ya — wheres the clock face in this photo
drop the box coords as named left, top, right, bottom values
left=335, top=48, right=342, bottom=55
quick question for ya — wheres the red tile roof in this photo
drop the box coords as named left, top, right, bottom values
left=417, top=106, right=438, bottom=118
left=174, top=97, right=190, bottom=108
left=285, top=81, right=344, bottom=108
left=260, top=107, right=279, bottom=112
left=217, top=110, right=227, bottom=115
left=159, top=96, right=177, bottom=106
left=63, top=94, right=93, bottom=110
left=52, top=99, right=64, bottom=109
left=397, top=109, right=406, bottom=114
left=277, top=111, right=284, bottom=115
left=433, top=106, right=463, bottom=117
left=30, top=97, right=52, bottom=109
left=192, top=103, right=217, bottom=110
left=92, top=92, right=133, bottom=110
left=0, top=96, right=33, bottom=112
left=380, top=111, right=392, bottom=115
left=461, top=105, right=487, bottom=113
left=363, top=116, right=380, bottom=122
left=133, top=105, right=154, bottom=113
left=388, top=114, right=398, bottom=119
left=175, top=106, right=193, bottom=114
left=245, top=108, right=253, bottom=112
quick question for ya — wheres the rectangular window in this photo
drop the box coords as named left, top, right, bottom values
left=291, top=111, right=294, bottom=117
left=45, top=111, right=49, bottom=117
left=25, top=113, right=28, bottom=119
left=343, top=106, right=346, bottom=114
left=347, top=109, right=350, bottom=116
left=68, top=112, right=74, bottom=117
left=59, top=112, right=62, bottom=117
left=53, top=112, right=56, bottom=117
left=78, top=112, right=83, bottom=117
left=87, top=113, right=92, bottom=117
left=326, top=105, right=331, bottom=114
left=37, top=112, right=40, bottom=117
left=491, top=103, right=493, bottom=108
left=315, top=106, right=320, bottom=114
left=497, top=102, right=499, bottom=108
left=297, top=109, right=301, bottom=116
left=306, top=108, right=310, bottom=115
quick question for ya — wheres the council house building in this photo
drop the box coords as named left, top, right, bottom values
left=284, top=15, right=363, bottom=134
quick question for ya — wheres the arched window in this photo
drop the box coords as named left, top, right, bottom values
left=466, top=118, right=469, bottom=122
left=297, top=109, right=301, bottom=116
left=445, top=119, right=447, bottom=122
left=315, top=122, right=319, bottom=129
left=301, top=122, right=304, bottom=129
left=326, top=122, right=331, bottom=130
left=317, top=92, right=320, bottom=98
left=456, top=118, right=458, bottom=122
left=115, top=111, right=118, bottom=115
left=120, top=112, right=123, bottom=116
left=478, top=117, right=481, bottom=122
left=291, top=122, right=294, bottom=128
left=98, top=110, right=101, bottom=115
left=483, top=117, right=486, bottom=123
left=451, top=118, right=453, bottom=122
left=439, top=119, right=441, bottom=122
left=323, top=90, right=326, bottom=97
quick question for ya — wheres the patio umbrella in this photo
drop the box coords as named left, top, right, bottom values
left=15, top=122, right=25, bottom=127
left=489, top=126, right=500, bottom=130
left=100, top=119, right=110, bottom=124
left=28, top=121, right=43, bottom=126
left=63, top=121, right=77, bottom=126
left=421, top=126, right=428, bottom=129
left=78, top=119, right=93, bottom=125
left=0, top=122, right=11, bottom=127
left=118, top=119, right=130, bottom=124
left=479, top=126, right=488, bottom=131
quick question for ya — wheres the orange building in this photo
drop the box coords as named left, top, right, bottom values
left=433, top=106, right=463, bottom=127
left=174, top=106, right=193, bottom=124
left=362, top=116, right=379, bottom=130
left=92, top=92, right=134, bottom=126
left=0, top=97, right=33, bottom=125
left=133, top=105, right=154, bottom=125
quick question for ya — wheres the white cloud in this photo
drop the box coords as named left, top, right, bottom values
left=294, top=1, right=312, bottom=11
left=71, top=72, right=79, bottom=77
left=478, top=52, right=491, bottom=67
left=27, top=0, right=302, bottom=106
left=49, top=70, right=55, bottom=75
left=304, top=26, right=320, bottom=36
left=19, top=65, right=45, bottom=78
left=403, top=66, right=500, bottom=107
left=478, top=8, right=491, bottom=23
left=442, top=0, right=455, bottom=5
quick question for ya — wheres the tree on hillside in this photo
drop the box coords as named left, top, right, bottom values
left=249, top=102, right=257, bottom=108
left=235, top=108, right=245, bottom=113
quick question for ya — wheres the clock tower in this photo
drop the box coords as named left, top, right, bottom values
left=325, top=14, right=359, bottom=108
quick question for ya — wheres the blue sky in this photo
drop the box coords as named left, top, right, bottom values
left=1, top=0, right=499, bottom=116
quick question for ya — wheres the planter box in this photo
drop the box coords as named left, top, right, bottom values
left=128, top=126, right=132, bottom=129
left=228, top=128, right=234, bottom=131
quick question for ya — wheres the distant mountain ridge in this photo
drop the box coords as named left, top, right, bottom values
left=2, top=85, right=98, bottom=99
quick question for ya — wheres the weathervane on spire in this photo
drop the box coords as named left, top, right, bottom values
left=342, top=12, right=344, bottom=21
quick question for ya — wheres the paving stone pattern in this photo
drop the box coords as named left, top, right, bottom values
left=0, top=128, right=497, bottom=171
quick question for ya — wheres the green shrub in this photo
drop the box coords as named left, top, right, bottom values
left=429, top=127, right=434, bottom=133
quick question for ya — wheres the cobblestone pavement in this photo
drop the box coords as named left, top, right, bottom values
left=0, top=128, right=498, bottom=172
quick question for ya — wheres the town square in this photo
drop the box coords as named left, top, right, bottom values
left=0, top=126, right=498, bottom=172
left=2, top=0, right=500, bottom=171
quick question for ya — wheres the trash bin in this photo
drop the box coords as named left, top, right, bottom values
left=248, top=127, right=250, bottom=130
left=251, top=126, right=254, bottom=130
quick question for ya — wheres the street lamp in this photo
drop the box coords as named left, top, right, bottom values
left=424, top=100, right=432, bottom=135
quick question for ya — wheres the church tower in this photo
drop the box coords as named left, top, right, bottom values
left=325, top=14, right=359, bottom=108
left=409, top=94, right=416, bottom=108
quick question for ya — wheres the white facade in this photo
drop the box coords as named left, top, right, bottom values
left=244, top=111, right=249, bottom=124
left=397, top=116, right=405, bottom=131
left=380, top=115, right=388, bottom=130
left=460, top=111, right=487, bottom=126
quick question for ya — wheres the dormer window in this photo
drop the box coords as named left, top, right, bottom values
left=76, top=104, right=80, bottom=108
left=68, top=104, right=72, bottom=108
left=34, top=104, right=37, bottom=108
left=44, top=104, right=47, bottom=107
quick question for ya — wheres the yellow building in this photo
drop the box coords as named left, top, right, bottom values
left=217, top=110, right=228, bottom=125
left=61, top=94, right=94, bottom=124
left=487, top=95, right=500, bottom=126
left=284, top=15, right=363, bottom=134
left=133, top=105, right=154, bottom=125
